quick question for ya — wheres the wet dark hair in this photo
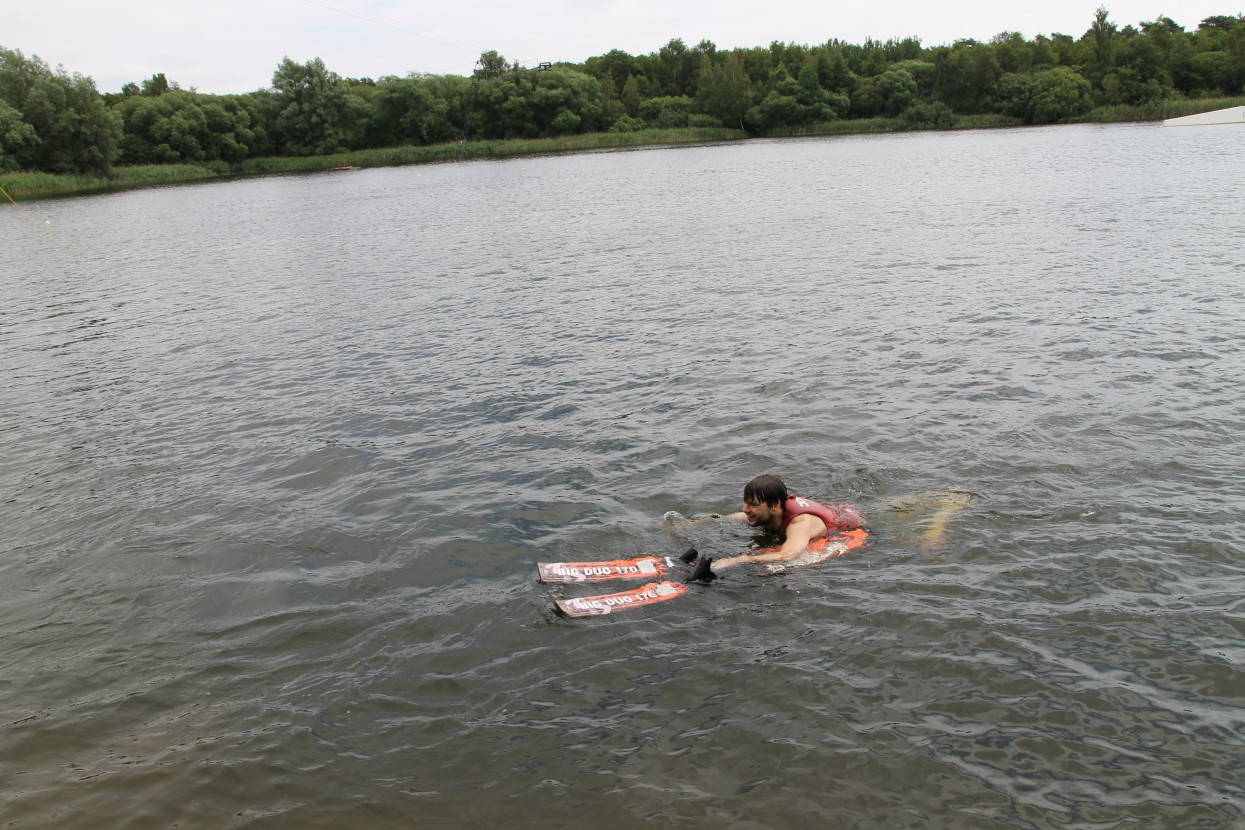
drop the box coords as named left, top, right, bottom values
left=743, top=474, right=787, bottom=508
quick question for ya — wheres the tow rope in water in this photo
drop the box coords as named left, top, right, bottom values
left=0, top=183, right=88, bottom=248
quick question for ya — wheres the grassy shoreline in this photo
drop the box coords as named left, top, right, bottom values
left=5, top=97, right=1243, bottom=200
left=0, top=128, right=745, bottom=201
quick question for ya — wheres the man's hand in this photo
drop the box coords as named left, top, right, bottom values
left=714, top=513, right=827, bottom=571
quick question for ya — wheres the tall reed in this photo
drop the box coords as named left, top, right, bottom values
left=1082, top=96, right=1245, bottom=123
left=2, top=129, right=745, bottom=199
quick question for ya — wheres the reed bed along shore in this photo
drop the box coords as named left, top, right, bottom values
left=0, top=128, right=744, bottom=200
left=1080, top=94, right=1245, bottom=122
left=4, top=98, right=1243, bottom=201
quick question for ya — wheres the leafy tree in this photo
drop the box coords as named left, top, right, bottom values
left=1098, top=66, right=1170, bottom=105
left=1199, top=14, right=1245, bottom=32
left=1182, top=50, right=1239, bottom=94
left=994, top=72, right=1035, bottom=119
left=653, top=38, right=701, bottom=96
left=470, top=68, right=603, bottom=139
left=637, top=95, right=693, bottom=127
left=1029, top=36, right=1057, bottom=70
left=530, top=69, right=603, bottom=133
left=814, top=48, right=858, bottom=96
left=0, top=47, right=120, bottom=174
left=736, top=46, right=775, bottom=86
left=336, top=81, right=375, bottom=149
left=621, top=74, right=641, bottom=116
left=141, top=73, right=174, bottom=97
left=629, top=55, right=663, bottom=97
left=270, top=56, right=357, bottom=155
left=769, top=41, right=811, bottom=72
left=27, top=72, right=121, bottom=173
left=853, top=66, right=917, bottom=117
left=1047, top=33, right=1080, bottom=67
left=115, top=92, right=204, bottom=163
left=597, top=76, right=623, bottom=124
left=694, top=40, right=718, bottom=63
left=419, top=74, right=470, bottom=141
left=876, top=66, right=918, bottom=115
left=796, top=63, right=847, bottom=117
left=745, top=91, right=802, bottom=132
left=114, top=90, right=266, bottom=164
left=378, top=73, right=463, bottom=146
left=608, top=113, right=646, bottom=132
left=587, top=49, right=638, bottom=93
left=687, top=113, right=723, bottom=127
left=0, top=47, right=45, bottom=110
left=991, top=32, right=1034, bottom=74
left=745, top=61, right=844, bottom=132
left=898, top=101, right=956, bottom=130
left=1114, top=28, right=1175, bottom=97
left=762, top=61, right=792, bottom=92
left=469, top=79, right=524, bottom=138
left=891, top=59, right=936, bottom=100
left=0, top=98, right=36, bottom=171
left=883, top=36, right=925, bottom=62
left=931, top=41, right=1002, bottom=113
left=1195, top=15, right=1245, bottom=92
left=474, top=50, right=515, bottom=80
left=1029, top=66, right=1093, bottom=122
left=856, top=38, right=891, bottom=77
left=695, top=52, right=753, bottom=128
left=997, top=66, right=1092, bottom=123
left=1085, top=6, right=1118, bottom=84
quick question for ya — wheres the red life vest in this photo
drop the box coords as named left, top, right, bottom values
left=779, top=496, right=866, bottom=540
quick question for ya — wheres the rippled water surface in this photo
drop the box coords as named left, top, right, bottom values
left=3, top=123, right=1244, bottom=828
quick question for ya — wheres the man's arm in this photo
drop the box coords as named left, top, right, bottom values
left=713, top=514, right=825, bottom=571
left=662, top=511, right=736, bottom=533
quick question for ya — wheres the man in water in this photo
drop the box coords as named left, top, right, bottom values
left=689, top=474, right=866, bottom=578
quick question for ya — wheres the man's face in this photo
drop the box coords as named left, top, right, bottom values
left=742, top=497, right=776, bottom=527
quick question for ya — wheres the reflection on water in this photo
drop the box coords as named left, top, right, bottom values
left=2, top=123, right=1244, bottom=828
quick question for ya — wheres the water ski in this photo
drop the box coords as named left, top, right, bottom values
left=537, top=555, right=675, bottom=584
left=555, top=581, right=689, bottom=618
left=545, top=530, right=868, bottom=616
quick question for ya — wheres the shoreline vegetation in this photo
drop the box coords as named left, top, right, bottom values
left=4, top=97, right=1238, bottom=201
left=4, top=7, right=1245, bottom=200
left=5, top=128, right=740, bottom=200
left=4, top=96, right=1241, bottom=201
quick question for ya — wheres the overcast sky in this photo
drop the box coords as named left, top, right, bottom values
left=5, top=0, right=1232, bottom=94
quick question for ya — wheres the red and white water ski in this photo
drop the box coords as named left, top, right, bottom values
left=555, top=581, right=689, bottom=618
left=537, top=555, right=675, bottom=584
left=547, top=529, right=870, bottom=617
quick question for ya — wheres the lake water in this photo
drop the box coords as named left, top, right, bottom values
left=3, top=122, right=1244, bottom=828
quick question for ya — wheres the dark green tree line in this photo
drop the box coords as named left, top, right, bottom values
left=3, top=8, right=1244, bottom=176
left=0, top=47, right=121, bottom=173
left=113, top=89, right=270, bottom=164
